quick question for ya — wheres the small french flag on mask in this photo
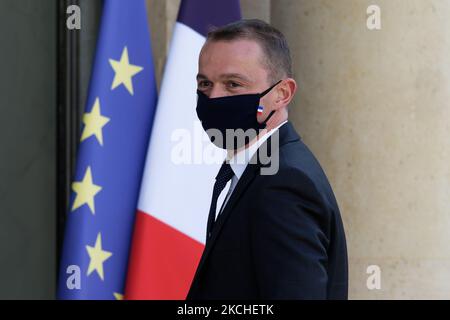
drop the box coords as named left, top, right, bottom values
left=257, top=105, right=264, bottom=114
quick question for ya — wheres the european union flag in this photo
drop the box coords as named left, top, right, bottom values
left=58, top=0, right=157, bottom=299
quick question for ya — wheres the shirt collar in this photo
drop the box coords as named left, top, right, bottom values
left=226, top=120, right=288, bottom=179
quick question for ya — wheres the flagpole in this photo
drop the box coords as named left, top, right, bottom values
left=56, top=0, right=80, bottom=279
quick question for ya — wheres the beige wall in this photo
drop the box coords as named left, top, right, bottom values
left=146, top=0, right=450, bottom=299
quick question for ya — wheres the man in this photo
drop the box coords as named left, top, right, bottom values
left=187, top=19, right=348, bottom=299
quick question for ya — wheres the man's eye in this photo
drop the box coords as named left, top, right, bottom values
left=228, top=81, right=241, bottom=88
left=198, top=81, right=211, bottom=88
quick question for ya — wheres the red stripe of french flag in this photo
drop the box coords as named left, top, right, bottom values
left=125, top=211, right=204, bottom=299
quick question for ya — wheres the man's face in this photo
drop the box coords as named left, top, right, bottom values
left=197, top=39, right=277, bottom=122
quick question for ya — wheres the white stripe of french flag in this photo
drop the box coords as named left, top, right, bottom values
left=124, top=0, right=241, bottom=299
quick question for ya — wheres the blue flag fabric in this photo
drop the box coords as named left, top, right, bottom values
left=58, top=0, right=157, bottom=299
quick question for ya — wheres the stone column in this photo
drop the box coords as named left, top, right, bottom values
left=272, top=0, right=450, bottom=299
left=241, top=0, right=271, bottom=22
left=146, top=0, right=180, bottom=88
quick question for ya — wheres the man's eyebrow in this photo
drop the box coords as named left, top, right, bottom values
left=196, top=73, right=208, bottom=81
left=220, top=73, right=251, bottom=82
left=196, top=73, right=252, bottom=82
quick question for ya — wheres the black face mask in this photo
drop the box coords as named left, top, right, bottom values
left=196, top=80, right=282, bottom=150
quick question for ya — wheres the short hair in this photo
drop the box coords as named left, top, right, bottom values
left=206, top=19, right=293, bottom=84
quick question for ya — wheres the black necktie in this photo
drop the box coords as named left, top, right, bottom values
left=206, top=162, right=234, bottom=241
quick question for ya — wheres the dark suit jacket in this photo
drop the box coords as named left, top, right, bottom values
left=187, top=122, right=348, bottom=300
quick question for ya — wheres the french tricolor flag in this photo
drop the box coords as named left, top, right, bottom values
left=124, top=0, right=241, bottom=299
left=257, top=105, right=264, bottom=114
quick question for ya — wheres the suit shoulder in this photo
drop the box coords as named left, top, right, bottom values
left=256, top=139, right=339, bottom=212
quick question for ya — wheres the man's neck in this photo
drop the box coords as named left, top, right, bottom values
left=226, top=120, right=288, bottom=160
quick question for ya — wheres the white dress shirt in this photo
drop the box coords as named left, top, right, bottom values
left=214, top=121, right=288, bottom=220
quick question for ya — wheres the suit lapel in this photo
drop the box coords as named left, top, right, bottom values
left=190, top=162, right=260, bottom=286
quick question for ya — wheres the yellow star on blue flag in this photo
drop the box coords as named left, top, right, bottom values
left=109, top=47, right=143, bottom=95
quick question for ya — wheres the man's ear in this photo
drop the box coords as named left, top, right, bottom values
left=274, top=78, right=297, bottom=110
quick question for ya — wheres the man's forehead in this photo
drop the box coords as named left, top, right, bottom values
left=198, top=39, right=267, bottom=82
left=196, top=72, right=252, bottom=82
left=201, top=39, right=262, bottom=61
